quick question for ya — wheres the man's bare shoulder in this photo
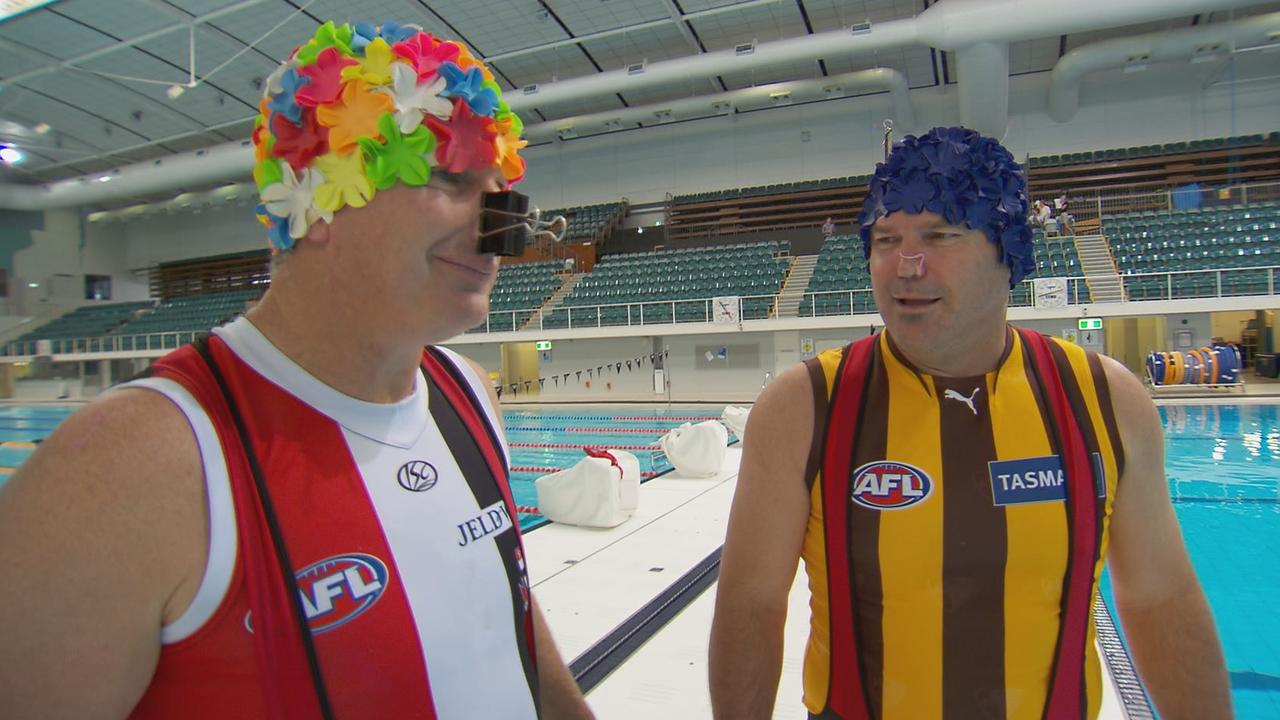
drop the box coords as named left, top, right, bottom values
left=741, top=363, right=817, bottom=457
left=0, top=388, right=209, bottom=719
left=21, top=388, right=202, bottom=483
left=1095, top=354, right=1161, bottom=441
left=1, top=386, right=207, bottom=577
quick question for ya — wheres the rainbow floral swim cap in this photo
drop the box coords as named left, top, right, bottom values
left=252, top=21, right=528, bottom=252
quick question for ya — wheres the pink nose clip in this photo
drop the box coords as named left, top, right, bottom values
left=898, top=251, right=926, bottom=276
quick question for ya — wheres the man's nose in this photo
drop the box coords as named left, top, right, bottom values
left=896, top=235, right=927, bottom=278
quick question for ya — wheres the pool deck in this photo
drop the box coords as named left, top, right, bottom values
left=526, top=446, right=1133, bottom=719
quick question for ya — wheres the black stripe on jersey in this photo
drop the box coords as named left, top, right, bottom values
left=804, top=356, right=830, bottom=492
left=192, top=335, right=337, bottom=720
left=422, top=355, right=539, bottom=711
left=425, top=347, right=509, bottom=475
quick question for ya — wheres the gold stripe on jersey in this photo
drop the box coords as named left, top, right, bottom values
left=991, top=334, right=1069, bottom=720
left=876, top=333, right=945, bottom=720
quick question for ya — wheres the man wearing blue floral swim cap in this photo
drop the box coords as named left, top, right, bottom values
left=0, top=20, right=592, bottom=720
left=711, top=127, right=1229, bottom=719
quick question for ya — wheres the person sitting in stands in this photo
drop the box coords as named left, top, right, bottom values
left=1030, top=199, right=1051, bottom=228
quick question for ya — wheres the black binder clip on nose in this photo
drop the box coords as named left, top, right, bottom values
left=479, top=190, right=567, bottom=256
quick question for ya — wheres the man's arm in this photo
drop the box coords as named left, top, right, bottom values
left=0, top=389, right=208, bottom=720
left=532, top=598, right=595, bottom=719
left=461, top=357, right=594, bottom=719
left=709, top=364, right=814, bottom=719
left=1101, top=357, right=1232, bottom=719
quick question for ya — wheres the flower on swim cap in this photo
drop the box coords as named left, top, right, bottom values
left=252, top=21, right=528, bottom=252
left=858, top=126, right=1034, bottom=288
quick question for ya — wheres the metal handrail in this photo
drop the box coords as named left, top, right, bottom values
left=6, top=266, right=1278, bottom=353
left=2, top=330, right=204, bottom=358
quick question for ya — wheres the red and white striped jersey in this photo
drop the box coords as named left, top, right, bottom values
left=124, top=318, right=537, bottom=720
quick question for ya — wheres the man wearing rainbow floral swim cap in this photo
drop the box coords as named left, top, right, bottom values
left=0, top=21, right=593, bottom=720
left=710, top=127, right=1230, bottom=719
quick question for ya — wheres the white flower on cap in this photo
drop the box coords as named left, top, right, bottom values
left=262, top=162, right=332, bottom=239
left=381, top=63, right=452, bottom=135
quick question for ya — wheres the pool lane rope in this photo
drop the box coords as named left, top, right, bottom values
left=504, top=415, right=718, bottom=423
left=510, top=442, right=659, bottom=451
left=511, top=465, right=658, bottom=478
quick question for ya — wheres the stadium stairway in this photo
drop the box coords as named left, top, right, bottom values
left=523, top=273, right=585, bottom=331
left=773, top=256, right=818, bottom=318
left=1073, top=235, right=1126, bottom=302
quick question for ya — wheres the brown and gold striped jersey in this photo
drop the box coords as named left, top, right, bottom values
left=801, top=327, right=1124, bottom=720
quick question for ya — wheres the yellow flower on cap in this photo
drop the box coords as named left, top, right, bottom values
left=312, top=151, right=374, bottom=212
left=340, top=37, right=394, bottom=86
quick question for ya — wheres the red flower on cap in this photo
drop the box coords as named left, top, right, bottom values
left=295, top=47, right=358, bottom=107
left=392, top=32, right=460, bottom=82
left=425, top=101, right=497, bottom=174
left=271, top=107, right=329, bottom=173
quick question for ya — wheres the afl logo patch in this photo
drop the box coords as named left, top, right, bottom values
left=850, top=461, right=934, bottom=510
left=397, top=460, right=438, bottom=492
left=244, top=553, right=388, bottom=635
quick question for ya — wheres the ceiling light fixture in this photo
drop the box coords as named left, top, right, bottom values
left=1123, top=53, right=1150, bottom=73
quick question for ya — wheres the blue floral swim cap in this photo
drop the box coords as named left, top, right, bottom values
left=858, top=126, right=1034, bottom=288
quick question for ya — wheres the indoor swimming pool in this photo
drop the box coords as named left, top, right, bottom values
left=0, top=401, right=1276, bottom=715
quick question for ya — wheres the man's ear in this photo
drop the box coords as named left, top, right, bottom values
left=304, top=215, right=331, bottom=246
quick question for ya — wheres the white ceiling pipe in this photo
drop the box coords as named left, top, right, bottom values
left=0, top=141, right=255, bottom=211
left=505, top=0, right=1278, bottom=113
left=521, top=68, right=915, bottom=143
left=955, top=42, right=1010, bottom=140
left=4, top=0, right=1277, bottom=210
left=912, top=0, right=1278, bottom=49
left=1049, top=11, right=1280, bottom=123
left=504, top=22, right=921, bottom=113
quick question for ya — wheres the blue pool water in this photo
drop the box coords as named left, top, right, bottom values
left=0, top=404, right=732, bottom=532
left=502, top=406, right=731, bottom=530
left=1, top=401, right=1274, bottom=715
left=1100, top=403, right=1280, bottom=719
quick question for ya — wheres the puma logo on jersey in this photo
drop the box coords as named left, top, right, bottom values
left=944, top=387, right=980, bottom=415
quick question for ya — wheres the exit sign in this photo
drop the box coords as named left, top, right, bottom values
left=535, top=340, right=553, bottom=350
left=1078, top=318, right=1102, bottom=330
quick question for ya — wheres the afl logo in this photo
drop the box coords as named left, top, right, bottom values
left=244, top=553, right=388, bottom=635
left=398, top=460, right=438, bottom=492
left=850, top=461, right=934, bottom=510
